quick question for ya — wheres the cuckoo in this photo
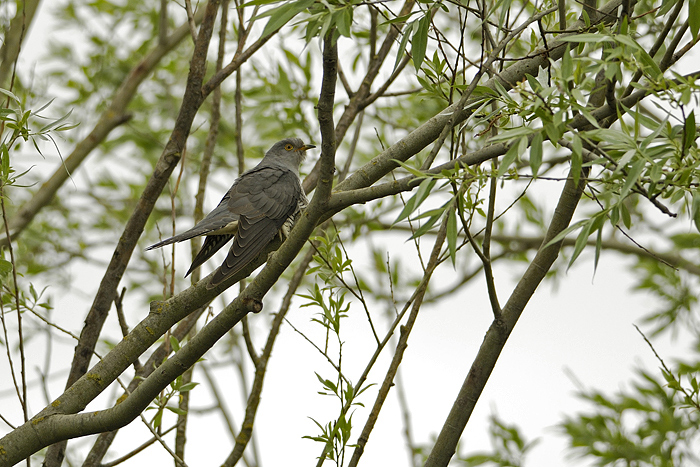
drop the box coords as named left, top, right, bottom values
left=147, top=137, right=315, bottom=288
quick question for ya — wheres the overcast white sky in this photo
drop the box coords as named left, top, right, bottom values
left=1, top=1, right=696, bottom=466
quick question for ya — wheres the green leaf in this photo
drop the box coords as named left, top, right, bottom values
left=561, top=45, right=573, bottom=81
left=0, top=143, right=9, bottom=181
left=409, top=208, right=443, bottom=239
left=620, top=201, right=632, bottom=229
left=567, top=219, right=593, bottom=269
left=446, top=208, right=457, bottom=267
left=334, top=7, right=352, bottom=38
left=571, top=134, right=583, bottom=186
left=260, top=0, right=315, bottom=38
left=559, top=33, right=607, bottom=43
left=593, top=221, right=603, bottom=274
left=488, top=126, right=534, bottom=143
left=242, top=0, right=285, bottom=6
left=0, top=258, right=13, bottom=280
left=412, top=14, right=430, bottom=72
left=544, top=122, right=563, bottom=143
left=394, top=21, right=415, bottom=71
left=179, top=382, right=199, bottom=392
left=692, top=191, right=700, bottom=233
left=636, top=46, right=662, bottom=79
left=0, top=87, right=21, bottom=105
left=682, top=110, right=696, bottom=153
left=169, top=335, right=181, bottom=352
left=497, top=137, right=527, bottom=178
left=530, top=131, right=543, bottom=176
left=39, top=109, right=76, bottom=133
left=691, top=0, right=700, bottom=39
left=620, top=158, right=646, bottom=198
left=394, top=177, right=436, bottom=224
left=614, top=33, right=640, bottom=50
left=165, top=406, right=187, bottom=416
left=152, top=408, right=163, bottom=428
left=544, top=219, right=588, bottom=249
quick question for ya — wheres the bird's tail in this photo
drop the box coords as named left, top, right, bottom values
left=145, top=227, right=208, bottom=250
left=185, top=234, right=233, bottom=276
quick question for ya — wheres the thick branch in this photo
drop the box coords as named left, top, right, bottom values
left=0, top=0, right=41, bottom=88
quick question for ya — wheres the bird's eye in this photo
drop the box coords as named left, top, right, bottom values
left=285, top=144, right=294, bottom=151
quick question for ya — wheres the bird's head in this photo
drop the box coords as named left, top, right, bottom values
left=264, top=138, right=316, bottom=171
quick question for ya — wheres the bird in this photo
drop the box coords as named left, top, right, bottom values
left=147, top=137, right=315, bottom=289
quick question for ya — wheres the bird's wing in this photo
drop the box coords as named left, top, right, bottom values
left=208, top=167, right=301, bottom=288
left=146, top=192, right=239, bottom=250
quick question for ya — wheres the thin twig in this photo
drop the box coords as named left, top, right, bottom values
left=634, top=324, right=700, bottom=411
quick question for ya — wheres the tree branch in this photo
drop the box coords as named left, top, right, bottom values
left=0, top=0, right=41, bottom=88
left=42, top=3, right=222, bottom=465
left=424, top=164, right=590, bottom=466
left=0, top=7, right=207, bottom=248
left=347, top=197, right=451, bottom=466
left=334, top=0, right=623, bottom=194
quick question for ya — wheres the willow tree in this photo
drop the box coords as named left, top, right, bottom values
left=0, top=0, right=698, bottom=466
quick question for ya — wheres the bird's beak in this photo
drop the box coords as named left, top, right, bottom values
left=301, top=144, right=316, bottom=151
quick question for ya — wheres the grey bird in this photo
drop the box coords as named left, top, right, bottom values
left=147, top=138, right=315, bottom=289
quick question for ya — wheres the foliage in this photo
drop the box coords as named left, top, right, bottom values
left=562, top=368, right=700, bottom=467
left=0, top=0, right=698, bottom=465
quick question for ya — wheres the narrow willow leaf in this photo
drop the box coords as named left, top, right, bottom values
left=620, top=201, right=632, bottom=229
left=568, top=219, right=593, bottom=270
left=0, top=143, right=9, bottom=181
left=693, top=191, right=700, bottom=232
left=261, top=0, right=315, bottom=37
left=561, top=45, right=573, bottom=80
left=0, top=87, right=21, bottom=105
left=544, top=219, right=588, bottom=249
left=409, top=209, right=443, bottom=239
left=571, top=135, right=583, bottom=186
left=620, top=158, right=646, bottom=198
left=636, top=46, right=662, bottom=79
left=392, top=158, right=427, bottom=178
left=614, top=33, right=640, bottom=50
left=559, top=33, right=607, bottom=43
left=530, top=131, right=543, bottom=176
left=243, top=0, right=285, bottom=7
left=691, top=0, right=700, bottom=39
left=683, top=110, right=696, bottom=153
left=610, top=205, right=619, bottom=226
left=394, top=21, right=415, bottom=71
left=525, top=73, right=542, bottom=92
left=616, top=149, right=636, bottom=170
left=446, top=208, right=457, bottom=267
left=179, top=382, right=199, bottom=392
left=39, top=109, right=74, bottom=133
left=594, top=223, right=603, bottom=274
left=488, top=126, right=534, bottom=143
left=544, top=122, right=562, bottom=143
left=497, top=137, right=525, bottom=178
left=412, top=14, right=430, bottom=72
left=394, top=177, right=436, bottom=224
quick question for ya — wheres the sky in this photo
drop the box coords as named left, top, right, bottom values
left=0, top=1, right=696, bottom=466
